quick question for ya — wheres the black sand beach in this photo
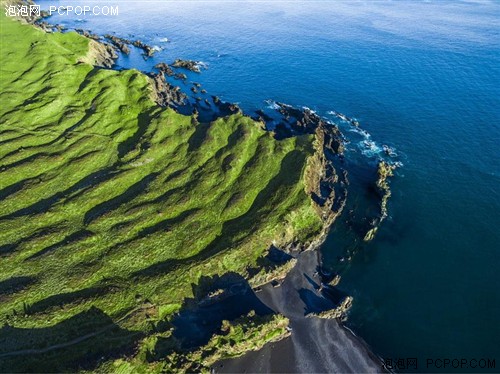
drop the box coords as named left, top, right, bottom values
left=217, top=250, right=383, bottom=373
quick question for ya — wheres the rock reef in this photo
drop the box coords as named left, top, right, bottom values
left=364, top=160, right=397, bottom=242
left=172, top=59, right=202, bottom=73
left=154, top=62, right=175, bottom=77
left=133, top=40, right=156, bottom=58
left=148, top=71, right=187, bottom=107
left=105, top=34, right=131, bottom=54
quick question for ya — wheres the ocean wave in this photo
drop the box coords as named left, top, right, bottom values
left=196, top=61, right=208, bottom=69
left=327, top=109, right=402, bottom=165
left=302, top=106, right=317, bottom=114
left=265, top=100, right=280, bottom=110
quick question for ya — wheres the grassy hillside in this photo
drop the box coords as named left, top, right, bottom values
left=0, top=13, right=325, bottom=372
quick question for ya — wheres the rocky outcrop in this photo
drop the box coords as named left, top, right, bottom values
left=133, top=40, right=155, bottom=58
left=148, top=71, right=187, bottom=107
left=376, top=160, right=397, bottom=220
left=172, top=59, right=202, bottom=73
left=78, top=39, right=117, bottom=68
left=329, top=110, right=360, bottom=127
left=308, top=296, right=353, bottom=320
left=248, top=247, right=298, bottom=289
left=363, top=160, right=397, bottom=242
left=154, top=62, right=175, bottom=77
left=75, top=29, right=100, bottom=40
left=105, top=34, right=131, bottom=54
left=273, top=103, right=345, bottom=153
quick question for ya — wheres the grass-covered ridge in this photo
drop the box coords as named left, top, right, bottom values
left=0, top=13, right=326, bottom=371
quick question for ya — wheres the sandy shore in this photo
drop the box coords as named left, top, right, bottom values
left=216, top=250, right=384, bottom=373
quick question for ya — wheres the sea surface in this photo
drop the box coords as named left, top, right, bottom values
left=37, top=0, right=500, bottom=370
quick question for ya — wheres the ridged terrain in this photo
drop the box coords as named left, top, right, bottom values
left=0, top=13, right=327, bottom=372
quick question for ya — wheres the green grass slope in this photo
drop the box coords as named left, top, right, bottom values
left=0, top=13, right=324, bottom=372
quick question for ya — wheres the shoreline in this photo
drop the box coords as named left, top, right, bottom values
left=217, top=250, right=384, bottom=373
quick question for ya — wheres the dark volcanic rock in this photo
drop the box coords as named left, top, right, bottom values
left=75, top=29, right=100, bottom=40
left=149, top=71, right=187, bottom=107
left=154, top=62, right=175, bottom=77
left=133, top=40, right=155, bottom=58
left=175, top=73, right=187, bottom=81
left=212, top=98, right=241, bottom=116
left=105, top=34, right=131, bottom=54
left=172, top=59, right=202, bottom=73
left=273, top=103, right=344, bottom=154
left=255, top=109, right=273, bottom=123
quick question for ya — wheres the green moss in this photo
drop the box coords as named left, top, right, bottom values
left=114, top=312, right=290, bottom=373
left=0, top=12, right=322, bottom=371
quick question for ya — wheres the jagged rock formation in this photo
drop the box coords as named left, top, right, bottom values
left=105, top=34, right=131, bottom=54
left=172, top=59, right=202, bottom=73
left=154, top=62, right=175, bottom=76
left=364, top=160, right=397, bottom=241
left=75, top=28, right=100, bottom=40
left=133, top=40, right=156, bottom=57
left=308, top=296, right=353, bottom=320
left=148, top=71, right=188, bottom=107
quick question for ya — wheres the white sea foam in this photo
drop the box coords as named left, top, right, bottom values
left=328, top=108, right=401, bottom=162
left=302, top=106, right=317, bottom=114
left=196, top=61, right=208, bottom=69
left=265, top=100, right=280, bottom=110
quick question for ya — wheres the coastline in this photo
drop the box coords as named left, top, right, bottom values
left=218, top=250, right=384, bottom=373
left=12, top=0, right=500, bottom=368
left=1, top=3, right=392, bottom=372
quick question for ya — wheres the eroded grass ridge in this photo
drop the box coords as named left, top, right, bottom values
left=0, top=13, right=329, bottom=372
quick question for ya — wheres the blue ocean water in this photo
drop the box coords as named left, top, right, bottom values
left=38, top=0, right=500, bottom=368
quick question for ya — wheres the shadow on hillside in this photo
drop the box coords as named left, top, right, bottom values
left=0, top=307, right=140, bottom=373
left=21, top=286, right=112, bottom=315
left=152, top=272, right=273, bottom=359
left=0, top=276, right=37, bottom=301
left=132, top=149, right=306, bottom=280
